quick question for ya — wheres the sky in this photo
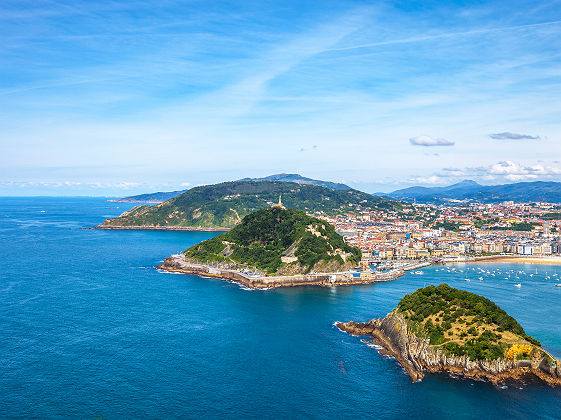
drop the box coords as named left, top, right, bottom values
left=1, top=0, right=561, bottom=196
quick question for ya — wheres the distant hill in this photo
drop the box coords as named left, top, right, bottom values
left=110, top=173, right=351, bottom=203
left=240, top=173, right=351, bottom=190
left=109, top=189, right=188, bottom=203
left=184, top=207, right=361, bottom=275
left=389, top=180, right=561, bottom=203
left=99, top=180, right=407, bottom=230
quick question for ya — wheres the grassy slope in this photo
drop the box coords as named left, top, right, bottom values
left=101, top=180, right=406, bottom=229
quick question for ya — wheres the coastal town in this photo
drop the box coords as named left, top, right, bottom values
left=315, top=201, right=561, bottom=262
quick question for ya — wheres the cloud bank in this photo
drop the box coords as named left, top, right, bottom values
left=409, top=136, right=455, bottom=146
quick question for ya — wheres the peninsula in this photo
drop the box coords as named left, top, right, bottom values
left=156, top=207, right=404, bottom=288
left=97, top=180, right=406, bottom=230
left=337, top=284, right=561, bottom=386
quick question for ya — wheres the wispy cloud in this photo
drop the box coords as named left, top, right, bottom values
left=409, top=136, right=455, bottom=146
left=408, top=176, right=446, bottom=184
left=2, top=1, right=561, bottom=194
left=325, top=19, right=561, bottom=53
left=489, top=132, right=540, bottom=140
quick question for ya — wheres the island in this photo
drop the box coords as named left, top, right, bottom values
left=337, top=284, right=561, bottom=386
left=156, top=207, right=404, bottom=288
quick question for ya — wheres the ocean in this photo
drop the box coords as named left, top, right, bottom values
left=1, top=197, right=560, bottom=419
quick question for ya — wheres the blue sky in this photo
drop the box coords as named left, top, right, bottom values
left=1, top=0, right=561, bottom=196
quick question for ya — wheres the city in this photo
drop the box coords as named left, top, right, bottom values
left=317, top=201, right=561, bottom=261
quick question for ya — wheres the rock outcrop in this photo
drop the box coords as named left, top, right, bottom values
left=337, top=310, right=561, bottom=386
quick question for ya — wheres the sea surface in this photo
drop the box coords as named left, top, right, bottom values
left=1, top=197, right=561, bottom=419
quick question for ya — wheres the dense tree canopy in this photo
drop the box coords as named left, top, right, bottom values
left=184, top=207, right=361, bottom=273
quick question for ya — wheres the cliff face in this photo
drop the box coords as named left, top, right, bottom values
left=338, top=311, right=561, bottom=386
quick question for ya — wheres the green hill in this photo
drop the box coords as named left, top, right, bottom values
left=99, top=180, right=406, bottom=229
left=398, top=284, right=541, bottom=361
left=184, top=207, right=361, bottom=275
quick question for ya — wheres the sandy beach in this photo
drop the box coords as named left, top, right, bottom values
left=469, top=256, right=561, bottom=265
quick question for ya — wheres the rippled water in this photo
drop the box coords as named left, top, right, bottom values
left=1, top=197, right=560, bottom=419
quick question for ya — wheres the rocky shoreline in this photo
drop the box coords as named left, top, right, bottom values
left=92, top=225, right=230, bottom=232
left=337, top=311, right=561, bottom=387
left=156, top=254, right=405, bottom=289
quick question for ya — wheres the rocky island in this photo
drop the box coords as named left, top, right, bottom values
left=157, top=207, right=404, bottom=288
left=337, top=284, right=561, bottom=386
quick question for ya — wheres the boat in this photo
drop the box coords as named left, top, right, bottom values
left=515, top=283, right=522, bottom=288
left=555, top=284, right=561, bottom=287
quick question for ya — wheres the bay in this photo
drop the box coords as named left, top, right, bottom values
left=1, top=197, right=560, bottom=419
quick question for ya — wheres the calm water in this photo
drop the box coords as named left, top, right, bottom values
left=1, top=197, right=560, bottom=419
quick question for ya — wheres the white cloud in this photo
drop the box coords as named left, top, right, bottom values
left=408, top=175, right=446, bottom=184
left=408, top=160, right=561, bottom=186
left=409, top=135, right=455, bottom=146
left=487, top=161, right=561, bottom=179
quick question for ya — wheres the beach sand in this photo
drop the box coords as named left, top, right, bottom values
left=475, top=256, right=561, bottom=265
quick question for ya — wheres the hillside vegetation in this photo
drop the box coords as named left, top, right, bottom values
left=100, top=180, right=405, bottom=229
left=398, top=284, right=541, bottom=361
left=184, top=207, right=361, bottom=274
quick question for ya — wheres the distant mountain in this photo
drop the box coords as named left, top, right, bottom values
left=109, top=189, right=188, bottom=203
left=389, top=180, right=561, bottom=203
left=99, top=180, right=407, bottom=230
left=390, top=180, right=482, bottom=200
left=110, top=173, right=350, bottom=203
left=240, top=173, right=351, bottom=191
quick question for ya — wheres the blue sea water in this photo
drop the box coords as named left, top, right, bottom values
left=1, top=197, right=560, bottom=419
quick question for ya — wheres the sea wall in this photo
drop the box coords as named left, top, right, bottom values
left=156, top=254, right=404, bottom=289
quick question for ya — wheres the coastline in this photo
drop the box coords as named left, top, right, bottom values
left=91, top=225, right=230, bottom=232
left=156, top=254, right=405, bottom=289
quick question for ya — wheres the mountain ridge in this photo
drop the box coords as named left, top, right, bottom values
left=110, top=173, right=352, bottom=203
left=389, top=180, right=561, bottom=203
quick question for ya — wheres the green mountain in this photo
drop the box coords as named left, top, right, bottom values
left=184, top=207, right=361, bottom=274
left=99, top=180, right=407, bottom=229
left=109, top=173, right=351, bottom=204
left=240, top=173, right=351, bottom=190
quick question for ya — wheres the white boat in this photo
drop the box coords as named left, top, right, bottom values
left=515, top=283, right=522, bottom=288
left=555, top=284, right=561, bottom=287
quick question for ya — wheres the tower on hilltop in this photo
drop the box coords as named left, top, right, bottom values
left=272, top=194, right=285, bottom=209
